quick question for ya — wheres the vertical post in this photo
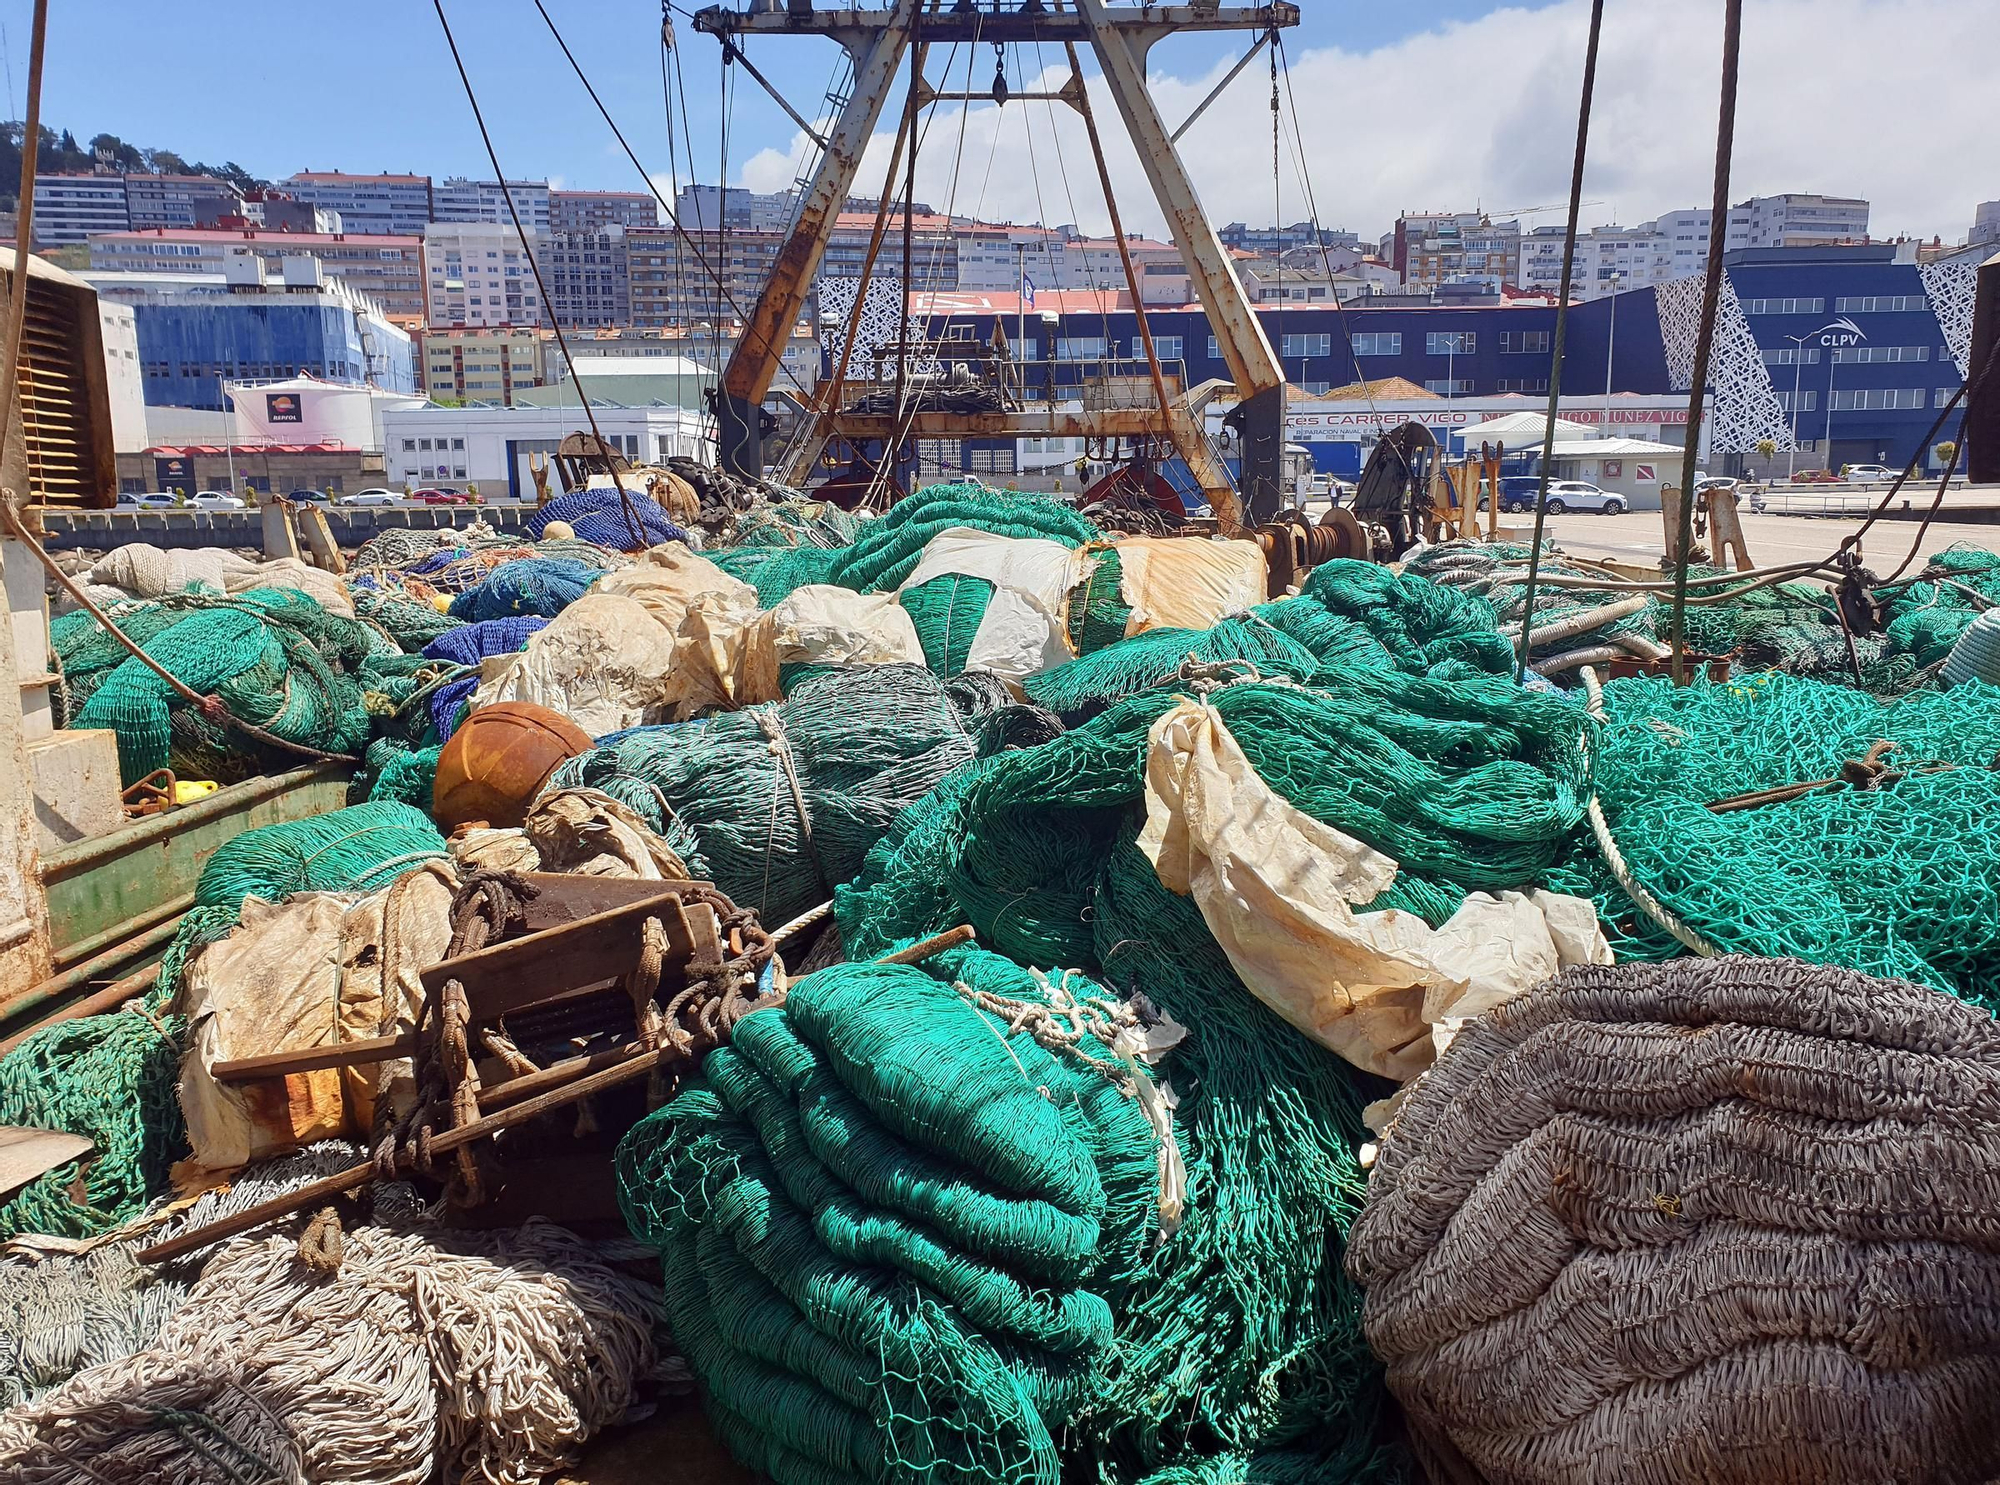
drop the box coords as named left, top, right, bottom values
left=1787, top=335, right=1804, bottom=480
left=1969, top=252, right=2000, bottom=485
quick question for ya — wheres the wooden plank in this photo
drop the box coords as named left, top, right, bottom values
left=0, top=1127, right=93, bottom=1201
left=422, top=888, right=720, bottom=1024
left=211, top=1031, right=415, bottom=1084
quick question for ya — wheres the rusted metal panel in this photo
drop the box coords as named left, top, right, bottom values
left=40, top=761, right=352, bottom=960
left=696, top=3, right=1296, bottom=46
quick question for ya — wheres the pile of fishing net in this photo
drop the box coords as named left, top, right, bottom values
left=526, top=486, right=691, bottom=552
left=709, top=485, right=1101, bottom=609
left=1349, top=955, right=2000, bottom=1485
left=1547, top=670, right=2000, bottom=1003
left=1878, top=542, right=2000, bottom=668
left=51, top=588, right=376, bottom=786
left=351, top=584, right=463, bottom=652
left=746, top=662, right=1589, bottom=1481
left=725, top=498, right=862, bottom=551
left=617, top=953, right=1171, bottom=1485
left=0, top=1150, right=667, bottom=1485
left=0, top=804, right=448, bottom=1242
left=446, top=555, right=604, bottom=622
left=548, top=664, right=990, bottom=928
left=72, top=542, right=352, bottom=617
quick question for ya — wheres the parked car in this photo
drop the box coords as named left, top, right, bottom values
left=1791, top=468, right=1841, bottom=485
left=412, top=488, right=471, bottom=505
left=118, top=491, right=179, bottom=508
left=341, top=488, right=399, bottom=506
left=1843, top=464, right=1898, bottom=483
left=286, top=488, right=330, bottom=503
left=1502, top=478, right=1626, bottom=515
left=188, top=491, right=245, bottom=510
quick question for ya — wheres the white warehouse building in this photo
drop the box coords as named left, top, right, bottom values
left=379, top=402, right=714, bottom=499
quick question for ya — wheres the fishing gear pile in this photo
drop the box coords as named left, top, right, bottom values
left=1348, top=956, right=2000, bottom=1485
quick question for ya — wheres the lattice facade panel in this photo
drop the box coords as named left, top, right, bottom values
left=1919, top=258, right=1978, bottom=379
left=1654, top=271, right=1794, bottom=454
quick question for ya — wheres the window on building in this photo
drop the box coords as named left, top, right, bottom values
left=1829, top=387, right=1926, bottom=411
left=1738, top=297, right=1825, bottom=315
left=1774, top=390, right=1818, bottom=412
left=1425, top=331, right=1475, bottom=355
left=1298, top=381, right=1332, bottom=396
left=452, top=437, right=465, bottom=450
left=1350, top=332, right=1401, bottom=356
left=1206, top=335, right=1220, bottom=359
left=1833, top=295, right=1924, bottom=314
left=418, top=438, right=432, bottom=451
left=1831, top=345, right=1930, bottom=364
left=1054, top=336, right=1107, bottom=361
left=1499, top=330, right=1551, bottom=354
left=1279, top=333, right=1331, bottom=358
left=1762, top=347, right=1820, bottom=365
left=1140, top=335, right=1182, bottom=361
left=1424, top=378, right=1474, bottom=395
left=1939, top=387, right=1961, bottom=407
left=1494, top=377, right=1550, bottom=393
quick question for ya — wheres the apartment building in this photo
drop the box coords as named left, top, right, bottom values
left=1971, top=201, right=2000, bottom=249
left=551, top=189, right=659, bottom=232
left=1390, top=213, right=1522, bottom=290
left=124, top=174, right=245, bottom=231
left=417, top=326, right=548, bottom=405
left=422, top=222, right=545, bottom=328
left=1219, top=220, right=1361, bottom=257
left=538, top=227, right=632, bottom=328
left=31, top=174, right=130, bottom=244
left=672, top=184, right=800, bottom=233
left=281, top=172, right=433, bottom=236
left=821, top=210, right=959, bottom=289
left=432, top=177, right=552, bottom=233
left=627, top=226, right=784, bottom=328
left=87, top=228, right=427, bottom=318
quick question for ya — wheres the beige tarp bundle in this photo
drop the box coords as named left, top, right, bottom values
left=1114, top=538, right=1268, bottom=636
left=449, top=786, right=692, bottom=880
left=899, top=528, right=1087, bottom=684
left=469, top=592, right=678, bottom=737
left=85, top=543, right=354, bottom=615
left=178, top=863, right=457, bottom=1173
left=658, top=584, right=926, bottom=718
left=1137, top=698, right=1609, bottom=1082
left=594, top=543, right=754, bottom=633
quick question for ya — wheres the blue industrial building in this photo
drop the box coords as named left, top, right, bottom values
left=115, top=287, right=417, bottom=410
left=904, top=242, right=1977, bottom=478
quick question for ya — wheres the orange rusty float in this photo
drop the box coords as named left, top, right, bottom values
left=432, top=701, right=594, bottom=831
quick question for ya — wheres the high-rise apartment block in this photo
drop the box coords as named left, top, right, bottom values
left=422, top=222, right=545, bottom=327
left=626, top=227, right=782, bottom=328
left=432, top=177, right=552, bottom=233
left=539, top=228, right=632, bottom=328
left=281, top=173, right=433, bottom=236
left=551, top=189, right=659, bottom=232
left=87, top=228, right=427, bottom=318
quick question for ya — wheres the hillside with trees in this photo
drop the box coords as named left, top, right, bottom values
left=0, top=122, right=266, bottom=206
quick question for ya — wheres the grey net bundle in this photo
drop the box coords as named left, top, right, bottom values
left=1346, top=955, right=2000, bottom=1485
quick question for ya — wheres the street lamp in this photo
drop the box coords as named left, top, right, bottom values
left=1825, top=343, right=1838, bottom=474
left=1603, top=271, right=1622, bottom=423
left=1783, top=333, right=1809, bottom=480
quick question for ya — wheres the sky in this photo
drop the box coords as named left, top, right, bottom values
left=6, top=0, right=1993, bottom=245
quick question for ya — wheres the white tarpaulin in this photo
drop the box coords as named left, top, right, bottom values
left=179, top=864, right=455, bottom=1172
left=594, top=543, right=755, bottom=634
left=1137, top=698, right=1609, bottom=1081
left=900, top=527, right=1087, bottom=683
left=470, top=592, right=678, bottom=737
left=1115, top=538, right=1268, bottom=636
left=659, top=584, right=926, bottom=718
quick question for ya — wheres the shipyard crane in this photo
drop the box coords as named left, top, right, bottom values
left=694, top=0, right=1300, bottom=526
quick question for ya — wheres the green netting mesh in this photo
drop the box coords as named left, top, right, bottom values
left=898, top=574, right=996, bottom=677
left=1065, top=547, right=1131, bottom=656
left=548, top=665, right=982, bottom=926
left=1546, top=670, right=2000, bottom=1003
left=797, top=660, right=1585, bottom=1481
left=617, top=954, right=1166, bottom=1485
left=57, top=590, right=375, bottom=785
left=0, top=802, right=448, bottom=1242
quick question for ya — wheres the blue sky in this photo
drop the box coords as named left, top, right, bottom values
left=9, top=1, right=1551, bottom=196
left=6, top=0, right=1985, bottom=243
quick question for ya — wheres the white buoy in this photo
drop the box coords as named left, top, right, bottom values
left=1943, top=609, right=2000, bottom=686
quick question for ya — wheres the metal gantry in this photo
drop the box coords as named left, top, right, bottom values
left=695, top=0, right=1299, bottom=524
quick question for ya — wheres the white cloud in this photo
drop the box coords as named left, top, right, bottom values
left=730, top=0, right=1991, bottom=246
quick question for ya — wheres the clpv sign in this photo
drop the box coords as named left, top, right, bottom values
left=1809, top=316, right=1866, bottom=349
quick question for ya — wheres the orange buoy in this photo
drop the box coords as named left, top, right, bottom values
left=432, top=701, right=593, bottom=831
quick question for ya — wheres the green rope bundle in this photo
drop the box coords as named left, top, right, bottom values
left=367, top=743, right=444, bottom=810
left=57, top=589, right=375, bottom=785
left=1299, top=560, right=1516, bottom=676
left=548, top=665, right=982, bottom=926
left=617, top=953, right=1165, bottom=1485
left=1547, top=671, right=2000, bottom=1002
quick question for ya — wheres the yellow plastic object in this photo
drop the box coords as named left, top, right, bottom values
left=174, top=779, right=220, bottom=804
left=431, top=593, right=453, bottom=613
